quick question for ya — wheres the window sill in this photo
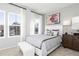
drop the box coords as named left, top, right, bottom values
left=0, top=36, right=5, bottom=39
left=8, top=35, right=20, bottom=38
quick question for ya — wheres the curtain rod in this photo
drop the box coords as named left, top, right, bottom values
left=9, top=3, right=43, bottom=15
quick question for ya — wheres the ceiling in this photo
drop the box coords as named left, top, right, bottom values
left=16, top=3, right=73, bottom=14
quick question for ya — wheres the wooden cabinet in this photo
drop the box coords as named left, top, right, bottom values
left=62, top=34, right=79, bottom=51
left=73, top=36, right=79, bottom=51
left=62, top=35, right=73, bottom=49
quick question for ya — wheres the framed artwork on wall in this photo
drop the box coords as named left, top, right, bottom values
left=47, top=13, right=60, bottom=25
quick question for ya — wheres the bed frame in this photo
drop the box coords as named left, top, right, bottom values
left=35, top=36, right=62, bottom=56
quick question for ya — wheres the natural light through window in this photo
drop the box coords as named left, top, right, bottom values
left=8, top=13, right=20, bottom=36
left=0, top=10, right=5, bottom=37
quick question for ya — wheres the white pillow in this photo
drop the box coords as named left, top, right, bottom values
left=53, top=31, right=57, bottom=36
left=52, top=31, right=59, bottom=36
left=46, top=29, right=59, bottom=36
left=46, top=29, right=51, bottom=36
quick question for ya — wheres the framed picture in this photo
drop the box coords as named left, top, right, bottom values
left=47, top=13, right=60, bottom=25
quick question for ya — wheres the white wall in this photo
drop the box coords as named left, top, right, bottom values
left=63, top=25, right=71, bottom=34
left=0, top=3, right=21, bottom=49
left=61, top=4, right=79, bottom=34
left=45, top=12, right=63, bottom=36
left=20, top=9, right=32, bottom=41
left=45, top=4, right=79, bottom=35
left=72, top=16, right=79, bottom=30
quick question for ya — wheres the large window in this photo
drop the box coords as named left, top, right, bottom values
left=8, top=13, right=20, bottom=36
left=30, top=13, right=42, bottom=35
left=0, top=10, right=5, bottom=37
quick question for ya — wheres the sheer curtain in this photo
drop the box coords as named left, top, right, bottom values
left=20, top=8, right=26, bottom=41
left=20, top=8, right=43, bottom=41
left=20, top=8, right=32, bottom=41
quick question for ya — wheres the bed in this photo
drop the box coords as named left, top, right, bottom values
left=26, top=35, right=62, bottom=56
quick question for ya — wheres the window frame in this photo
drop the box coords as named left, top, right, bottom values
left=0, top=10, right=5, bottom=38
left=8, top=12, right=21, bottom=37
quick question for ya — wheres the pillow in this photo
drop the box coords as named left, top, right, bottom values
left=52, top=30, right=59, bottom=36
left=50, top=31, right=54, bottom=36
left=46, top=29, right=51, bottom=36
left=53, top=31, right=58, bottom=36
left=46, top=29, right=59, bottom=36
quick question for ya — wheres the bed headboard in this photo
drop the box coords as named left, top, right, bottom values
left=45, top=25, right=63, bottom=36
left=46, top=29, right=59, bottom=36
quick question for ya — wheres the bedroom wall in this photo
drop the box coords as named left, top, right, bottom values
left=60, top=4, right=79, bottom=34
left=63, top=25, right=71, bottom=34
left=0, top=3, right=21, bottom=49
left=45, top=4, right=79, bottom=35
left=44, top=12, right=63, bottom=36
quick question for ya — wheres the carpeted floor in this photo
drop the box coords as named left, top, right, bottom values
left=0, top=46, right=79, bottom=56
left=49, top=47, right=79, bottom=56
left=0, top=47, right=22, bottom=56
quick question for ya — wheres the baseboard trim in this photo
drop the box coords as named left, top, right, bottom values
left=0, top=46, right=17, bottom=51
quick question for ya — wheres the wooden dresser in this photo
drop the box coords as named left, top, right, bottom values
left=62, top=34, right=79, bottom=51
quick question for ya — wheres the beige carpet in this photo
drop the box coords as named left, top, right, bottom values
left=49, top=47, right=79, bottom=56
left=0, top=47, right=22, bottom=56
left=0, top=46, right=79, bottom=56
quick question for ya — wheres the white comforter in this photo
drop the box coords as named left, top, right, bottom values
left=26, top=35, right=58, bottom=49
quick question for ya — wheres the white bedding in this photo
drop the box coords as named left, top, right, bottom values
left=35, top=35, right=61, bottom=56
left=26, top=35, right=62, bottom=56
left=26, top=35, right=57, bottom=49
left=45, top=36, right=61, bottom=51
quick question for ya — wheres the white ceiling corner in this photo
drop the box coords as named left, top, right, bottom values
left=15, top=3, right=73, bottom=14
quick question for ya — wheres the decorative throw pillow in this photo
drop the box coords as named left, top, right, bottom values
left=52, top=30, right=59, bottom=36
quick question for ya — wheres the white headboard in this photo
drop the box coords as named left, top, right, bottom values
left=45, top=25, right=63, bottom=36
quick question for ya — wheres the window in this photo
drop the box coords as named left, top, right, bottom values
left=0, top=10, right=5, bottom=37
left=30, top=13, right=42, bottom=35
left=8, top=13, right=20, bottom=36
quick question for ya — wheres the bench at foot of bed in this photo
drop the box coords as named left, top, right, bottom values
left=18, top=41, right=35, bottom=56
